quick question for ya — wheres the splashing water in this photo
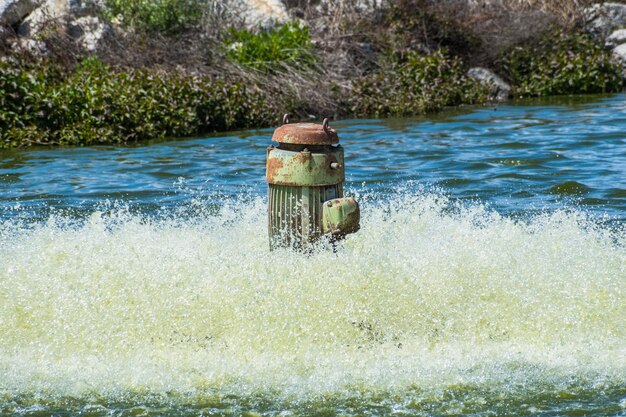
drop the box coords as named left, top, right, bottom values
left=0, top=191, right=624, bottom=416
left=2, top=95, right=626, bottom=415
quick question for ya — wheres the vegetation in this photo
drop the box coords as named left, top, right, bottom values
left=1, top=0, right=625, bottom=148
left=350, top=50, right=488, bottom=117
left=499, top=32, right=624, bottom=97
left=102, top=0, right=205, bottom=34
left=225, top=22, right=317, bottom=72
left=0, top=58, right=275, bottom=148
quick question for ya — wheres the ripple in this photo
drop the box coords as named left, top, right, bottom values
left=489, top=141, right=534, bottom=149
left=606, top=188, right=626, bottom=198
left=548, top=181, right=592, bottom=196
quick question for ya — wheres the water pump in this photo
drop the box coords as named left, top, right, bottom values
left=266, top=116, right=360, bottom=250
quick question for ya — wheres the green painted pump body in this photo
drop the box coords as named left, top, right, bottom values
left=266, top=119, right=360, bottom=250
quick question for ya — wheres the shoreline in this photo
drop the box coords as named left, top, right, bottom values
left=2, top=1, right=626, bottom=149
left=2, top=92, right=620, bottom=153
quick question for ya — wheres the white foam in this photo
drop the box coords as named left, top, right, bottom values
left=0, top=192, right=624, bottom=402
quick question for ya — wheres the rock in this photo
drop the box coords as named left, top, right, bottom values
left=611, top=43, right=626, bottom=78
left=17, top=0, right=80, bottom=37
left=584, top=2, right=626, bottom=38
left=0, top=0, right=43, bottom=27
left=605, top=28, right=626, bottom=48
left=67, top=15, right=110, bottom=52
left=241, top=0, right=289, bottom=29
left=612, top=42, right=626, bottom=62
left=467, top=67, right=511, bottom=101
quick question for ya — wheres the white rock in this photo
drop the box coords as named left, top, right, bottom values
left=67, top=15, right=110, bottom=52
left=17, top=0, right=80, bottom=37
left=611, top=42, right=626, bottom=78
left=612, top=42, right=626, bottom=62
left=241, top=0, right=289, bottom=29
left=584, top=2, right=626, bottom=38
left=467, top=67, right=511, bottom=101
left=606, top=28, right=626, bottom=48
left=0, top=0, right=43, bottom=26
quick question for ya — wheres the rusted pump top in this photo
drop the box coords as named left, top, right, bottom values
left=271, top=114, right=339, bottom=146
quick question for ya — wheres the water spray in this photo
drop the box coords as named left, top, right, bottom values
left=266, top=115, right=360, bottom=250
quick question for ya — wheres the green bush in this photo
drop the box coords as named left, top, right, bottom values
left=224, top=22, right=317, bottom=72
left=103, top=0, right=205, bottom=34
left=0, top=61, right=62, bottom=147
left=499, top=32, right=624, bottom=97
left=0, top=57, right=277, bottom=148
left=350, top=50, right=488, bottom=117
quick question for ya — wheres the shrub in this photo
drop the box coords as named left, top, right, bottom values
left=0, top=57, right=278, bottom=148
left=103, top=0, right=205, bottom=34
left=0, top=64, right=48, bottom=130
left=0, top=61, right=63, bottom=147
left=224, top=22, right=317, bottom=72
left=499, top=32, right=624, bottom=97
left=349, top=50, right=488, bottom=117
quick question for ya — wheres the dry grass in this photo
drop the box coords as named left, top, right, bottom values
left=466, top=0, right=596, bottom=27
left=294, top=0, right=556, bottom=70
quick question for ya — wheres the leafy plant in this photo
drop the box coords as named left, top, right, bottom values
left=224, top=22, right=317, bottom=72
left=350, top=50, right=488, bottom=117
left=103, top=0, right=205, bottom=34
left=0, top=57, right=279, bottom=148
left=499, top=32, right=624, bottom=97
left=0, top=60, right=62, bottom=147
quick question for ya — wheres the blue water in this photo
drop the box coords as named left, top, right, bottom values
left=1, top=95, right=625, bottom=221
left=0, top=94, right=625, bottom=417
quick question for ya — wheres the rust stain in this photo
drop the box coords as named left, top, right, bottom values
left=294, top=151, right=313, bottom=171
left=272, top=123, right=339, bottom=145
left=340, top=204, right=360, bottom=234
left=266, top=155, right=284, bottom=182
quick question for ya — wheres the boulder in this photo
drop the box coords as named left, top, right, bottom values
left=17, top=0, right=81, bottom=37
left=467, top=67, right=511, bottom=101
left=67, top=15, right=110, bottom=52
left=241, top=0, right=289, bottom=29
left=605, top=28, right=626, bottom=48
left=612, top=42, right=626, bottom=62
left=611, top=43, right=626, bottom=78
left=584, top=2, right=626, bottom=38
left=0, top=0, right=43, bottom=27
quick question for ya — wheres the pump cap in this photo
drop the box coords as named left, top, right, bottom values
left=272, top=118, right=339, bottom=145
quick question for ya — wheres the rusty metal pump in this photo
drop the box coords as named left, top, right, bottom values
left=266, top=115, right=360, bottom=250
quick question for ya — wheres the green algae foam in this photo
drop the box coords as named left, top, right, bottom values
left=0, top=193, right=624, bottom=416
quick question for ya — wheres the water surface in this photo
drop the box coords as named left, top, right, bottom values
left=0, top=95, right=625, bottom=416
